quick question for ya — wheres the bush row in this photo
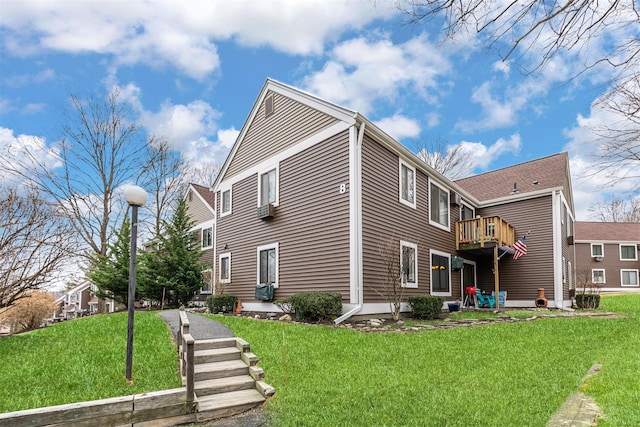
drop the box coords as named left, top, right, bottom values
left=206, top=294, right=238, bottom=314
left=408, top=295, right=445, bottom=320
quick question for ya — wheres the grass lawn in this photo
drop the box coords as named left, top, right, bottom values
left=0, top=311, right=181, bottom=413
left=208, top=294, right=640, bottom=427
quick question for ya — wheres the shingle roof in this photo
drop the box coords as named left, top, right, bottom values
left=191, top=183, right=215, bottom=209
left=455, top=152, right=568, bottom=202
left=575, top=221, right=640, bottom=242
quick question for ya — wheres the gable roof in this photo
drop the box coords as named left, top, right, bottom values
left=455, top=152, right=569, bottom=203
left=575, top=221, right=640, bottom=242
left=189, top=183, right=215, bottom=210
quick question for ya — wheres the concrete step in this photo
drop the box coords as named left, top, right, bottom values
left=194, top=360, right=249, bottom=382
left=194, top=337, right=238, bottom=351
left=194, top=347, right=241, bottom=364
left=196, top=389, right=265, bottom=422
left=195, top=375, right=256, bottom=397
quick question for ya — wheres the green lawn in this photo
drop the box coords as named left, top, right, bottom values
left=0, top=311, right=181, bottom=412
left=208, top=294, right=640, bottom=427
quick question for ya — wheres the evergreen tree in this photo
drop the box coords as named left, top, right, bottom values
left=139, top=198, right=206, bottom=307
left=87, top=213, right=132, bottom=305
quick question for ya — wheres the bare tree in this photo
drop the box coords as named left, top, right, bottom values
left=139, top=137, right=189, bottom=237
left=414, top=135, right=475, bottom=179
left=4, top=89, right=149, bottom=259
left=398, top=0, right=640, bottom=189
left=375, top=237, right=408, bottom=321
left=588, top=195, right=640, bottom=222
left=186, top=160, right=222, bottom=188
left=0, top=188, right=76, bottom=309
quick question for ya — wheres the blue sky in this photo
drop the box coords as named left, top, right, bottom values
left=0, top=1, right=634, bottom=220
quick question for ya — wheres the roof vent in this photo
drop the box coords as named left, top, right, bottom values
left=510, top=183, right=519, bottom=194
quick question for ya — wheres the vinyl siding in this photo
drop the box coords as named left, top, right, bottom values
left=575, top=242, right=640, bottom=288
left=476, top=196, right=554, bottom=300
left=361, top=135, right=462, bottom=303
left=224, top=91, right=340, bottom=180
left=186, top=190, right=215, bottom=223
left=216, top=132, right=351, bottom=302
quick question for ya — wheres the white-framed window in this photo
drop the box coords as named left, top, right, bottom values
left=619, top=244, right=638, bottom=261
left=591, top=243, right=604, bottom=258
left=219, top=252, right=231, bottom=284
left=220, top=188, right=232, bottom=217
left=621, top=269, right=639, bottom=287
left=258, top=165, right=279, bottom=207
left=399, top=159, right=416, bottom=209
left=568, top=261, right=573, bottom=290
left=400, top=240, right=418, bottom=288
left=201, top=227, right=213, bottom=249
left=429, top=180, right=450, bottom=231
left=202, top=269, right=213, bottom=293
left=592, top=269, right=605, bottom=284
left=257, top=243, right=279, bottom=287
left=430, top=249, right=451, bottom=296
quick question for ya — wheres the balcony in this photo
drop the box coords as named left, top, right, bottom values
left=456, top=216, right=515, bottom=251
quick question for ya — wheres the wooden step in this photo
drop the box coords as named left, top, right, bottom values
left=194, top=347, right=241, bottom=364
left=196, top=389, right=265, bottom=422
left=195, top=375, right=255, bottom=397
left=194, top=337, right=238, bottom=351
left=194, top=360, right=248, bottom=382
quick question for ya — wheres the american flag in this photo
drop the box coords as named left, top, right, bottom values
left=513, top=235, right=527, bottom=260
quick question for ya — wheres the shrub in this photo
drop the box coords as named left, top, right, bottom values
left=206, top=295, right=238, bottom=314
left=575, top=294, right=601, bottom=309
left=289, top=291, right=343, bottom=322
left=408, top=295, right=445, bottom=320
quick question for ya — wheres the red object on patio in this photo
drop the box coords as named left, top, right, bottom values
left=466, top=287, right=477, bottom=295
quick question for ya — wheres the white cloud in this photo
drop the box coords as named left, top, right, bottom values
left=0, top=1, right=396, bottom=80
left=301, top=34, right=452, bottom=116
left=0, top=127, right=61, bottom=186
left=563, top=97, right=639, bottom=220
left=374, top=114, right=421, bottom=140
left=455, top=133, right=522, bottom=172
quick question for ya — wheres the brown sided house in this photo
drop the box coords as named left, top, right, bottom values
left=185, top=183, right=216, bottom=302
left=574, top=222, right=640, bottom=292
left=212, top=79, right=576, bottom=321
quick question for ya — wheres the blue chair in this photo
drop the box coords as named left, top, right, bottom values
left=475, top=289, right=496, bottom=308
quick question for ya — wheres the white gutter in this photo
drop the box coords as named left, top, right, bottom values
left=335, top=121, right=365, bottom=324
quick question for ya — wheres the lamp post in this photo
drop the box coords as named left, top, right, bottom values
left=124, top=185, right=147, bottom=382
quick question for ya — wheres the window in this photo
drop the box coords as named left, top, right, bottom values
left=430, top=250, right=451, bottom=296
left=201, top=227, right=213, bottom=249
left=221, top=188, right=231, bottom=216
left=591, top=243, right=604, bottom=257
left=620, top=244, right=637, bottom=261
left=562, top=257, right=566, bottom=283
left=257, top=243, right=278, bottom=287
left=219, top=253, right=231, bottom=284
left=399, top=160, right=416, bottom=208
left=429, top=181, right=450, bottom=230
left=400, top=241, right=418, bottom=288
left=621, top=270, right=639, bottom=287
left=258, top=167, right=278, bottom=207
left=592, top=269, right=605, bottom=284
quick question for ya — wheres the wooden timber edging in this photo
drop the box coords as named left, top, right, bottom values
left=0, top=387, right=197, bottom=427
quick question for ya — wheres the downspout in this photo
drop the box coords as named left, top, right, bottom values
left=335, top=121, right=365, bottom=324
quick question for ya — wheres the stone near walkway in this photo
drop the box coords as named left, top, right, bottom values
left=547, top=363, right=603, bottom=427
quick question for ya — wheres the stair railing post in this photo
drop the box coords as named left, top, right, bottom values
left=184, top=333, right=195, bottom=404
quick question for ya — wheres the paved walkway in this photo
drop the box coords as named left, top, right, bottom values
left=157, top=310, right=235, bottom=341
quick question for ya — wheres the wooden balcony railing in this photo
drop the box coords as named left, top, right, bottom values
left=456, top=216, right=515, bottom=250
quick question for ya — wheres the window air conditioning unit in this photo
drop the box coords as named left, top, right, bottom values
left=594, top=256, right=604, bottom=262
left=566, top=235, right=574, bottom=245
left=450, top=191, right=461, bottom=206
left=257, top=204, right=275, bottom=219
